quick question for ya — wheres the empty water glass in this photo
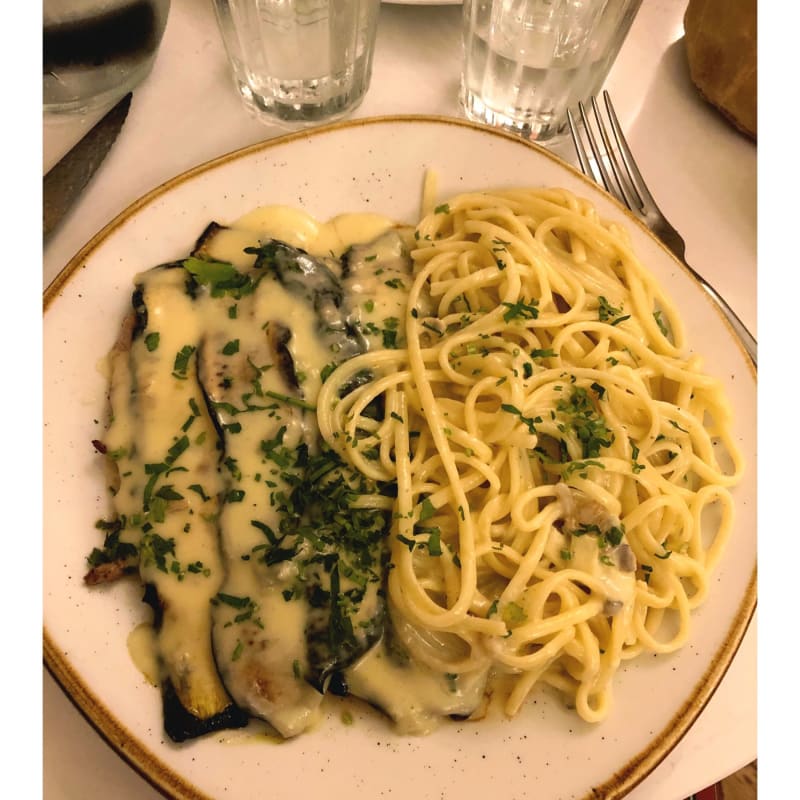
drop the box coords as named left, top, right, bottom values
left=460, top=0, right=642, bottom=143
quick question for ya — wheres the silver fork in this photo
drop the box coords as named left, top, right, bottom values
left=566, top=91, right=757, bottom=367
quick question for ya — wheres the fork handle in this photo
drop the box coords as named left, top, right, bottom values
left=649, top=224, right=756, bottom=367
left=691, top=268, right=757, bottom=367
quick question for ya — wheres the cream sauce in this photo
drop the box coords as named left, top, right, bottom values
left=105, top=266, right=234, bottom=721
left=105, top=206, right=481, bottom=740
left=126, top=622, right=160, bottom=687
left=571, top=535, right=636, bottom=610
left=345, top=643, right=490, bottom=735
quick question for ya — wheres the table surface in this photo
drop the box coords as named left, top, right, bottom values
left=42, top=1, right=757, bottom=798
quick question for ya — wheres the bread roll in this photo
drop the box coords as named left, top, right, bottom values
left=683, top=0, right=756, bottom=140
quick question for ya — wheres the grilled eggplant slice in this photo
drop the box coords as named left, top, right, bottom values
left=194, top=246, right=391, bottom=736
left=286, top=445, right=390, bottom=694
left=249, top=239, right=367, bottom=362
left=87, top=220, right=440, bottom=741
left=341, top=228, right=413, bottom=279
left=142, top=584, right=248, bottom=742
left=91, top=265, right=247, bottom=741
left=196, top=310, right=327, bottom=738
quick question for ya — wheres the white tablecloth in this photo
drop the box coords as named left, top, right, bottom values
left=43, top=1, right=757, bottom=797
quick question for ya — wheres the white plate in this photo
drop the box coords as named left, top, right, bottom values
left=44, top=115, right=756, bottom=800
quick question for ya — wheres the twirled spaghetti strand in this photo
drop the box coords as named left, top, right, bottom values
left=317, top=186, right=742, bottom=723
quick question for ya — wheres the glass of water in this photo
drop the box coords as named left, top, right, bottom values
left=211, top=0, right=381, bottom=128
left=43, top=0, right=171, bottom=115
left=460, top=0, right=643, bottom=143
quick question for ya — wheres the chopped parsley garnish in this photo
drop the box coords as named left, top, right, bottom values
left=557, top=386, right=614, bottom=458
left=571, top=521, right=625, bottom=552
left=142, top=435, right=190, bottom=510
left=172, top=345, right=196, bottom=380
left=502, top=298, right=539, bottom=322
left=223, top=456, right=242, bottom=480
left=598, top=296, right=622, bottom=321
left=86, top=518, right=137, bottom=568
left=183, top=256, right=256, bottom=298
left=263, top=390, right=316, bottom=412
left=183, top=256, right=239, bottom=285
left=562, top=459, right=605, bottom=477
left=261, top=426, right=294, bottom=467
left=418, top=497, right=436, bottom=522
left=501, top=403, right=539, bottom=435
left=139, top=532, right=176, bottom=573
left=154, top=485, right=183, bottom=501
left=653, top=310, right=669, bottom=336
left=382, top=324, right=399, bottom=349
left=214, top=592, right=256, bottom=614
left=502, top=602, right=528, bottom=628
left=396, top=534, right=418, bottom=552
left=426, top=528, right=442, bottom=556
left=188, top=483, right=209, bottom=501
left=630, top=438, right=645, bottom=473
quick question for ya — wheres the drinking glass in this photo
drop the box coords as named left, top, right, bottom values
left=460, top=0, right=643, bottom=143
left=211, top=0, right=381, bottom=128
left=43, top=0, right=171, bottom=115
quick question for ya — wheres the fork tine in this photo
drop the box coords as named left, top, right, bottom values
left=589, top=95, right=642, bottom=212
left=601, top=91, right=653, bottom=212
left=566, top=108, right=594, bottom=179
left=576, top=101, right=616, bottom=196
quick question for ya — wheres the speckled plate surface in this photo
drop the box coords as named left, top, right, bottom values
left=43, top=115, right=756, bottom=800
left=383, top=0, right=461, bottom=5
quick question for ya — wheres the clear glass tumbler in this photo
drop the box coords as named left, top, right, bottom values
left=43, top=0, right=171, bottom=115
left=460, top=0, right=643, bottom=143
left=211, top=0, right=381, bottom=127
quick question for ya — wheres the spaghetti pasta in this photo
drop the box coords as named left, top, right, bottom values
left=317, top=186, right=742, bottom=723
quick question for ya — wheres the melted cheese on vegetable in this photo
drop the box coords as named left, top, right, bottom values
left=101, top=206, right=482, bottom=738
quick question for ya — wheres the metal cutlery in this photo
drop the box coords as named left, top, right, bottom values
left=567, top=91, right=757, bottom=367
left=43, top=91, right=132, bottom=241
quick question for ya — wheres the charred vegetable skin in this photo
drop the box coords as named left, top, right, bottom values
left=88, top=263, right=249, bottom=741
left=143, top=584, right=249, bottom=742
left=248, top=239, right=368, bottom=362
left=86, top=226, right=408, bottom=740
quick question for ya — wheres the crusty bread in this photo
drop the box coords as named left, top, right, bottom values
left=683, top=0, right=756, bottom=140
